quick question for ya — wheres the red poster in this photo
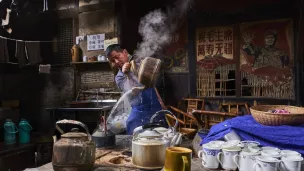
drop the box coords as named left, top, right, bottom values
left=240, top=19, right=294, bottom=85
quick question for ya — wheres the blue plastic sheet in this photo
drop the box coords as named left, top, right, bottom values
left=199, top=115, right=304, bottom=155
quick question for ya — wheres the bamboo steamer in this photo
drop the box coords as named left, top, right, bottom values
left=137, top=57, right=162, bottom=88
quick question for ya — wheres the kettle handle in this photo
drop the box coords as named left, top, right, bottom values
left=56, top=119, right=92, bottom=141
left=132, top=122, right=166, bottom=140
left=150, top=110, right=178, bottom=130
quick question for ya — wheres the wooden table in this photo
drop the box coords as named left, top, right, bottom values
left=25, top=135, right=223, bottom=171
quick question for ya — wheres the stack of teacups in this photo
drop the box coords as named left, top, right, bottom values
left=198, top=140, right=241, bottom=170
left=199, top=140, right=303, bottom=171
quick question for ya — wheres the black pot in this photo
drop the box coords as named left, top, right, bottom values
left=92, top=130, right=116, bottom=148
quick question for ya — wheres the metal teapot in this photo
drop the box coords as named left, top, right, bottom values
left=131, top=110, right=179, bottom=170
left=52, top=120, right=96, bottom=171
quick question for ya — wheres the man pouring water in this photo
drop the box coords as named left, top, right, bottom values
left=106, top=44, right=165, bottom=135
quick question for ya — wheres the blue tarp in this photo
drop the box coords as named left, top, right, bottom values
left=199, top=115, right=304, bottom=155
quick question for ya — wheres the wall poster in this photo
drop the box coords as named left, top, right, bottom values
left=240, top=19, right=294, bottom=99
left=163, top=20, right=188, bottom=73
left=196, top=26, right=236, bottom=97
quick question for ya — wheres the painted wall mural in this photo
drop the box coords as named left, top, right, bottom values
left=163, top=20, right=188, bottom=73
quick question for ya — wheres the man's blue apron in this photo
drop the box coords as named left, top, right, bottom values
left=126, top=88, right=163, bottom=135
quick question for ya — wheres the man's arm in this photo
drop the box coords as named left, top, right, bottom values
left=115, top=69, right=142, bottom=93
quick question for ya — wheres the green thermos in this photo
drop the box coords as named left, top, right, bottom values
left=19, top=119, right=32, bottom=144
left=3, top=119, right=18, bottom=145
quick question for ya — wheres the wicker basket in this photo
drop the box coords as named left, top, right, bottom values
left=250, top=105, right=304, bottom=126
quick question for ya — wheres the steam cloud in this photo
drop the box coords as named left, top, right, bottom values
left=134, top=0, right=193, bottom=58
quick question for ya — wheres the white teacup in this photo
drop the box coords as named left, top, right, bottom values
left=234, top=149, right=260, bottom=171
left=217, top=147, right=241, bottom=170
left=280, top=155, right=303, bottom=171
left=261, top=150, right=281, bottom=159
left=281, top=150, right=301, bottom=157
left=253, top=156, right=280, bottom=171
left=198, top=143, right=221, bottom=169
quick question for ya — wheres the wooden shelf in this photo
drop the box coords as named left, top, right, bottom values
left=71, top=61, right=109, bottom=64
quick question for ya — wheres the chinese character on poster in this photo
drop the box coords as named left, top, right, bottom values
left=196, top=26, right=235, bottom=71
left=87, top=34, right=105, bottom=51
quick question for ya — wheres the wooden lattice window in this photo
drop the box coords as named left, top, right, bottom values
left=197, top=65, right=236, bottom=97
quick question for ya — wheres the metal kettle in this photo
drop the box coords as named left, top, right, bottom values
left=52, top=120, right=96, bottom=171
left=131, top=110, right=179, bottom=170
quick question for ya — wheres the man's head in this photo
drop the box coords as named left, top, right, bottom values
left=264, top=30, right=277, bottom=47
left=106, top=44, right=129, bottom=68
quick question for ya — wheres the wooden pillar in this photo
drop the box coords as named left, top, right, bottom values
left=296, top=0, right=304, bottom=106
left=188, top=9, right=197, bottom=97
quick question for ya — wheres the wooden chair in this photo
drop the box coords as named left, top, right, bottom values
left=167, top=105, right=197, bottom=129
left=218, top=102, right=250, bottom=115
left=192, top=110, right=239, bottom=130
left=177, top=98, right=205, bottom=114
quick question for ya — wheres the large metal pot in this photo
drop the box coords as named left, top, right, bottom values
left=131, top=110, right=178, bottom=170
left=52, top=120, right=96, bottom=171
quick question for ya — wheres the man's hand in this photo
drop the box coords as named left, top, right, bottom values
left=122, top=62, right=131, bottom=74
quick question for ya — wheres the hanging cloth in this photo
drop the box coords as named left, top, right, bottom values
left=2, top=8, right=11, bottom=26
left=0, top=38, right=10, bottom=63
left=15, top=41, right=28, bottom=67
left=25, top=42, right=41, bottom=65
left=43, top=0, right=48, bottom=11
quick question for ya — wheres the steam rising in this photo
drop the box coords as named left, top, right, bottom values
left=134, top=0, right=193, bottom=58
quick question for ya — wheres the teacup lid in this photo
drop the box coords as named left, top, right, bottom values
left=281, top=150, right=300, bottom=155
left=261, top=150, right=281, bottom=158
left=153, top=127, right=168, bottom=133
left=248, top=146, right=261, bottom=153
left=257, top=156, right=279, bottom=162
left=262, top=146, right=280, bottom=151
left=209, top=140, right=225, bottom=146
left=281, top=155, right=303, bottom=162
left=223, top=146, right=242, bottom=151
left=241, top=148, right=260, bottom=155
left=222, top=140, right=240, bottom=149
left=138, top=130, right=162, bottom=138
left=240, top=140, right=260, bottom=147
left=203, top=143, right=221, bottom=150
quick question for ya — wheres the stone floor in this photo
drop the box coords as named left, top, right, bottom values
left=25, top=135, right=223, bottom=171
